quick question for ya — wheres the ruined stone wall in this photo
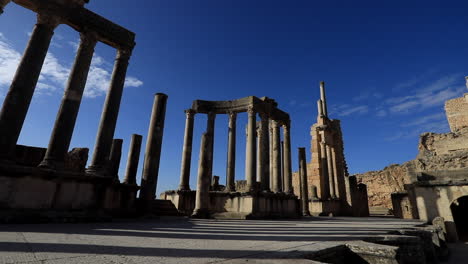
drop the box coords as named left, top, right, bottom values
left=445, top=94, right=468, bottom=132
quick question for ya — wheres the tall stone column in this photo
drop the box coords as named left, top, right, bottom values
left=245, top=107, right=257, bottom=192
left=299, top=147, right=310, bottom=216
left=320, top=81, right=328, bottom=117
left=331, top=147, right=340, bottom=198
left=282, top=121, right=293, bottom=194
left=206, top=112, right=216, bottom=186
left=319, top=139, right=330, bottom=199
left=139, top=93, right=168, bottom=201
left=326, top=144, right=336, bottom=198
left=256, top=124, right=262, bottom=183
left=271, top=120, right=282, bottom=193
left=258, top=114, right=270, bottom=191
left=226, top=112, right=237, bottom=192
left=87, top=48, right=132, bottom=175
left=178, top=109, right=196, bottom=191
left=109, top=138, right=123, bottom=179
left=123, top=134, right=142, bottom=185
left=0, top=14, right=59, bottom=160
left=192, top=133, right=211, bottom=218
left=269, top=120, right=274, bottom=190
left=39, top=32, right=97, bottom=169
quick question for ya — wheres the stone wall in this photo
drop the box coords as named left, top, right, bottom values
left=445, top=94, right=468, bottom=132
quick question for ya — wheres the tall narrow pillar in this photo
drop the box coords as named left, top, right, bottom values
left=256, top=124, right=262, bottom=183
left=226, top=112, right=237, bottom=192
left=269, top=120, right=274, bottom=190
left=139, top=93, right=168, bottom=201
left=192, top=133, right=211, bottom=218
left=319, top=139, right=330, bottom=199
left=299, top=147, right=310, bottom=216
left=123, top=134, right=142, bottom=185
left=282, top=121, right=293, bottom=194
left=87, top=48, right=132, bottom=175
left=245, top=107, right=256, bottom=191
left=0, top=14, right=59, bottom=160
left=178, top=109, right=196, bottom=191
left=319, top=81, right=328, bottom=117
left=271, top=120, right=282, bottom=193
left=109, top=139, right=123, bottom=179
left=259, top=114, right=270, bottom=191
left=39, top=32, right=97, bottom=169
left=326, top=144, right=336, bottom=198
left=331, top=147, right=340, bottom=198
left=206, top=112, right=216, bottom=186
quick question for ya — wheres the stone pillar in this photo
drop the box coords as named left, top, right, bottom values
left=123, top=134, right=142, bottom=185
left=326, top=144, right=336, bottom=198
left=271, top=120, right=282, bottom=193
left=109, top=139, right=123, bottom=179
left=319, top=139, right=330, bottom=199
left=0, top=14, right=59, bottom=160
left=331, top=147, right=340, bottom=198
left=269, top=120, right=274, bottom=190
left=39, top=32, right=97, bottom=169
left=0, top=0, right=11, bottom=14
left=320, top=81, right=328, bottom=117
left=226, top=112, right=237, bottom=192
left=87, top=49, right=132, bottom=175
left=139, top=93, right=168, bottom=201
left=206, top=112, right=216, bottom=186
left=245, top=107, right=257, bottom=192
left=178, top=109, right=196, bottom=191
left=259, top=114, right=270, bottom=191
left=282, top=121, right=293, bottom=194
left=299, top=147, right=310, bottom=216
left=256, top=123, right=262, bottom=183
left=192, top=133, right=211, bottom=218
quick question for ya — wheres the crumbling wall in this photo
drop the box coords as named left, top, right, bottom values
left=445, top=94, right=468, bottom=132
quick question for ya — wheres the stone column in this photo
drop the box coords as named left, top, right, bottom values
left=271, top=120, right=282, bottom=193
left=259, top=113, right=270, bottom=191
left=299, top=147, right=310, bottom=216
left=331, top=147, right=340, bottom=199
left=87, top=49, right=132, bottom=175
left=326, top=144, right=336, bottom=198
left=178, top=109, right=196, bottom=191
left=269, top=120, right=274, bottom=190
left=319, top=139, right=330, bottom=199
left=39, top=32, right=97, bottom=169
left=256, top=124, right=262, bottom=183
left=123, top=134, right=142, bottom=185
left=320, top=81, right=328, bottom=117
left=192, top=133, right=211, bottom=218
left=109, top=139, right=123, bottom=179
left=139, top=93, right=168, bottom=201
left=0, top=0, right=11, bottom=14
left=226, top=112, right=237, bottom=192
left=245, top=106, right=257, bottom=192
left=282, top=121, right=293, bottom=194
left=206, top=112, right=216, bottom=186
left=0, top=14, right=59, bottom=160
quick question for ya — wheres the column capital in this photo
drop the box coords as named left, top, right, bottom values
left=207, top=111, right=216, bottom=120
left=258, top=111, right=269, bottom=120
left=271, top=119, right=279, bottom=129
left=281, top=119, right=291, bottom=129
left=79, top=31, right=98, bottom=47
left=184, top=109, right=196, bottom=118
left=37, top=13, right=60, bottom=29
left=116, top=48, right=132, bottom=61
left=246, top=106, right=255, bottom=115
left=228, top=111, right=237, bottom=120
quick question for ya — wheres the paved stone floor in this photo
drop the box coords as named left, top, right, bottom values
left=0, top=216, right=425, bottom=264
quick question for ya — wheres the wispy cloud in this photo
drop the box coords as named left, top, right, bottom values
left=330, top=104, right=369, bottom=117
left=385, top=112, right=449, bottom=141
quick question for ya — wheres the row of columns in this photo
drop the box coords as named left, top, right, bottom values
left=178, top=107, right=293, bottom=194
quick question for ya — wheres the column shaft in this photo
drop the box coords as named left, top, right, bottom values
left=192, top=133, right=211, bottom=218
left=326, top=144, right=336, bottom=198
left=139, top=93, right=168, bottom=201
left=269, top=121, right=274, bottom=190
left=271, top=120, right=282, bottom=193
left=245, top=107, right=256, bottom=191
left=319, top=138, right=330, bottom=199
left=259, top=115, right=270, bottom=191
left=331, top=147, right=340, bottom=198
left=299, top=147, right=311, bottom=216
left=109, top=138, right=123, bottom=179
left=178, top=109, right=196, bottom=191
left=0, top=15, right=58, bottom=159
left=87, top=49, right=132, bottom=175
left=40, top=32, right=97, bottom=168
left=226, top=112, right=237, bottom=192
left=206, top=112, right=216, bottom=186
left=282, top=122, right=293, bottom=194
left=123, top=134, right=142, bottom=185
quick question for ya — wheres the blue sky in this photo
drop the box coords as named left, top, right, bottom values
left=1, top=1, right=467, bottom=194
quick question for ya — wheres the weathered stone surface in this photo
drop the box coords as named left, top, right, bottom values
left=14, top=145, right=46, bottom=167
left=445, top=93, right=468, bottom=132
left=63, top=148, right=88, bottom=173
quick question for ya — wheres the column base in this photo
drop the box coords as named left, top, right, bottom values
left=178, top=185, right=191, bottom=191
left=86, top=165, right=109, bottom=177
left=302, top=211, right=311, bottom=217
left=38, top=158, right=59, bottom=170
left=191, top=209, right=211, bottom=219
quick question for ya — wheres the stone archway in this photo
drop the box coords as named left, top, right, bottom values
left=450, top=196, right=468, bottom=241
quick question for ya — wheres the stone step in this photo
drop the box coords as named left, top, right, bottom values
left=149, top=199, right=184, bottom=216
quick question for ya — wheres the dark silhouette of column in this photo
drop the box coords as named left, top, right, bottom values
left=139, top=93, right=168, bottom=201
left=0, top=14, right=59, bottom=160
left=206, top=112, right=216, bottom=186
left=282, top=121, right=293, bottom=194
left=87, top=48, right=132, bottom=175
left=123, top=134, right=142, bottom=185
left=271, top=120, right=282, bottom=193
left=178, top=109, right=196, bottom=191
left=259, top=113, right=270, bottom=191
left=225, top=112, right=237, bottom=192
left=109, top=138, right=123, bottom=179
left=192, top=133, right=211, bottom=218
left=39, top=32, right=97, bottom=169
left=299, top=147, right=310, bottom=216
left=245, top=107, right=256, bottom=191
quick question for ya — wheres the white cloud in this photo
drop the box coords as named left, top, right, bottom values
left=385, top=113, right=449, bottom=141
left=330, top=104, right=369, bottom=117
left=0, top=34, right=21, bottom=87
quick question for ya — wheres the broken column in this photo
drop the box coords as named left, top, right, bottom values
left=245, top=106, right=257, bottom=191
left=299, top=147, right=310, bottom=216
left=123, top=134, right=142, bottom=185
left=108, top=138, right=123, bottom=179
left=87, top=49, right=132, bottom=175
left=226, top=112, right=237, bottom=192
left=139, top=93, right=168, bottom=201
left=178, top=109, right=196, bottom=191
left=39, top=32, right=97, bottom=169
left=192, top=133, right=211, bottom=218
left=282, top=121, right=293, bottom=194
left=271, top=120, right=282, bottom=193
left=0, top=14, right=59, bottom=160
